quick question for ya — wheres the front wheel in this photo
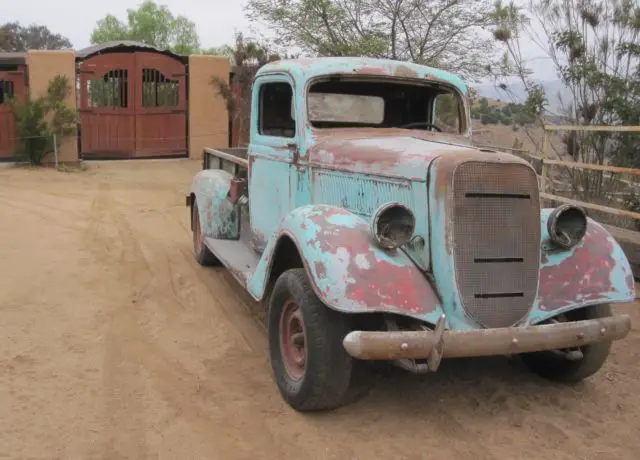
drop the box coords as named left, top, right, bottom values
left=268, top=268, right=367, bottom=412
left=521, top=304, right=613, bottom=383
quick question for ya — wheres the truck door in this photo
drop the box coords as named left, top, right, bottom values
left=248, top=74, right=297, bottom=251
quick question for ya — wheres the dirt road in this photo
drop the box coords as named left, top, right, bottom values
left=0, top=160, right=638, bottom=460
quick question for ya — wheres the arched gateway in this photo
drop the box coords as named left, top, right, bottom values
left=76, top=41, right=188, bottom=159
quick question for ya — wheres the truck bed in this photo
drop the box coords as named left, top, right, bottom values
left=199, top=147, right=257, bottom=286
left=203, top=147, right=248, bottom=172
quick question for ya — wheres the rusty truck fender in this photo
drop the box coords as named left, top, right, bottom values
left=528, top=209, right=636, bottom=324
left=190, top=169, right=240, bottom=240
left=245, top=204, right=446, bottom=324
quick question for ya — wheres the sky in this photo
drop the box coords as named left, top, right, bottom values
left=5, top=0, right=556, bottom=83
left=5, top=0, right=255, bottom=51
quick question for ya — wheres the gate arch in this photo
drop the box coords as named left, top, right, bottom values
left=76, top=41, right=188, bottom=159
left=0, top=53, right=27, bottom=160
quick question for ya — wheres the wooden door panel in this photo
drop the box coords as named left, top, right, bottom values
left=0, top=67, right=26, bottom=159
left=133, top=52, right=187, bottom=157
left=79, top=54, right=135, bottom=157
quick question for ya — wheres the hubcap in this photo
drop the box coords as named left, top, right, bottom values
left=280, top=300, right=307, bottom=381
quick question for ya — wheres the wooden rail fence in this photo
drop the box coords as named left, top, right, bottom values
left=477, top=124, right=640, bottom=279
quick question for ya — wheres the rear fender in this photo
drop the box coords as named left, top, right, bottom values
left=246, top=205, right=445, bottom=324
left=528, top=209, right=636, bottom=324
left=190, top=169, right=240, bottom=240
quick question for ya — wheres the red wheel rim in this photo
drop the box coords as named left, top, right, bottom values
left=193, top=204, right=204, bottom=253
left=280, top=300, right=307, bottom=381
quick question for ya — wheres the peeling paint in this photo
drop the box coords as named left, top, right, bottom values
left=192, top=57, right=636, bottom=337
left=528, top=210, right=636, bottom=324
left=258, top=57, right=468, bottom=96
left=246, top=205, right=445, bottom=324
left=307, top=135, right=472, bottom=180
left=191, top=169, right=240, bottom=239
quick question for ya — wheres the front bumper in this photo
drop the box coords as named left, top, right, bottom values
left=342, top=313, right=632, bottom=371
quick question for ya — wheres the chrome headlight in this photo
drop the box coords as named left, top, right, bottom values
left=370, top=202, right=416, bottom=250
left=547, top=204, right=587, bottom=249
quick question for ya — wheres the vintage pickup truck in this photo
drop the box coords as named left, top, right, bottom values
left=187, top=57, right=636, bottom=412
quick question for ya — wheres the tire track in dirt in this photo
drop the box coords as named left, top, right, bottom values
left=112, top=222, right=290, bottom=457
left=85, top=182, right=153, bottom=459
left=0, top=194, right=86, bottom=233
left=179, top=251, right=269, bottom=353
left=84, top=181, right=289, bottom=458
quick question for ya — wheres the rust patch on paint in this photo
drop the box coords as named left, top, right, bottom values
left=355, top=66, right=388, bottom=75
left=306, top=208, right=439, bottom=314
left=538, top=224, right=632, bottom=311
left=251, top=228, right=267, bottom=253
left=394, top=64, right=419, bottom=78
left=315, top=261, right=327, bottom=280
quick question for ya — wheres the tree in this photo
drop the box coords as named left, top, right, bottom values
left=210, top=33, right=291, bottom=146
left=0, top=22, right=72, bottom=51
left=245, top=0, right=507, bottom=81
left=90, top=1, right=200, bottom=55
left=492, top=0, right=640, bottom=226
left=493, top=0, right=639, bottom=160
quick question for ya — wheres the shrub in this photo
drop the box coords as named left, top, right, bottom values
left=9, top=75, right=76, bottom=165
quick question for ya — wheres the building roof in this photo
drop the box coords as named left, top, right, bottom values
left=76, top=40, right=186, bottom=63
left=256, top=57, right=468, bottom=94
left=0, top=52, right=26, bottom=65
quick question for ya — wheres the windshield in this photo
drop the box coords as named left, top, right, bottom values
left=306, top=77, right=465, bottom=134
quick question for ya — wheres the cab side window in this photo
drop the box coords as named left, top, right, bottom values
left=259, top=82, right=295, bottom=138
left=433, top=92, right=462, bottom=134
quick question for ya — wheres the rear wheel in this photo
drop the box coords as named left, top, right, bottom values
left=192, top=199, right=220, bottom=266
left=521, top=304, right=613, bottom=383
left=268, top=268, right=370, bottom=412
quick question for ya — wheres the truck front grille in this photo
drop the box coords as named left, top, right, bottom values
left=451, top=161, right=540, bottom=328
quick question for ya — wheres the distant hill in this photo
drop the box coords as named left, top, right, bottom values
left=468, top=95, right=570, bottom=160
left=473, top=80, right=573, bottom=115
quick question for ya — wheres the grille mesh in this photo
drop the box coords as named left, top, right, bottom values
left=452, top=161, right=540, bottom=328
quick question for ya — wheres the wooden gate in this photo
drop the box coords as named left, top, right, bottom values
left=78, top=51, right=187, bottom=158
left=0, top=66, right=27, bottom=159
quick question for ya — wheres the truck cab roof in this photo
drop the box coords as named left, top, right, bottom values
left=255, top=57, right=469, bottom=96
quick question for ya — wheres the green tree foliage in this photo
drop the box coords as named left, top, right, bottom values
left=493, top=0, right=639, bottom=166
left=245, top=0, right=507, bottom=80
left=9, top=75, right=77, bottom=165
left=492, top=0, right=640, bottom=226
left=472, top=100, right=535, bottom=126
left=210, top=33, right=289, bottom=146
left=90, top=1, right=200, bottom=55
left=0, top=22, right=72, bottom=51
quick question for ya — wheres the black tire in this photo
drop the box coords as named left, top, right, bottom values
left=521, top=304, right=613, bottom=383
left=268, top=268, right=369, bottom=412
left=192, top=199, right=220, bottom=266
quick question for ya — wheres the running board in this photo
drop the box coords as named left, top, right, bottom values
left=204, top=237, right=260, bottom=286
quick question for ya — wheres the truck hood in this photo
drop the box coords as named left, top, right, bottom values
left=306, top=131, right=483, bottom=181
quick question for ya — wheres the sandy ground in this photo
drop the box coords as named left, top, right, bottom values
left=0, top=159, right=639, bottom=460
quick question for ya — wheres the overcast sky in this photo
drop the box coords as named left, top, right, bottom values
left=5, top=0, right=555, bottom=82
left=5, top=0, right=254, bottom=50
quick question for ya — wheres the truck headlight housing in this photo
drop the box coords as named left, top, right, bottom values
left=547, top=204, right=587, bottom=249
left=371, top=202, right=416, bottom=250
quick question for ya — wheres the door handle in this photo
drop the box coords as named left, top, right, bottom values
left=287, top=143, right=299, bottom=164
